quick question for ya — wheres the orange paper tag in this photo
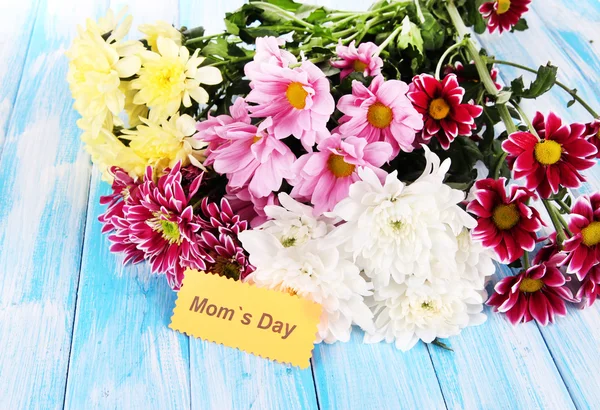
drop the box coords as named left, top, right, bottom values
left=169, top=270, right=322, bottom=368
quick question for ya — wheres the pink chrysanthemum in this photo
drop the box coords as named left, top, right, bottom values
left=245, top=57, right=334, bottom=150
left=487, top=260, right=574, bottom=325
left=408, top=74, right=483, bottom=150
left=562, top=193, right=600, bottom=279
left=479, top=0, right=531, bottom=34
left=290, top=133, right=391, bottom=214
left=124, top=162, right=207, bottom=289
left=206, top=117, right=296, bottom=198
left=244, top=36, right=297, bottom=76
left=576, top=265, right=600, bottom=308
left=337, top=75, right=423, bottom=156
left=99, top=167, right=145, bottom=264
left=584, top=119, right=600, bottom=159
left=501, top=112, right=597, bottom=199
left=467, top=178, right=544, bottom=263
left=225, top=185, right=277, bottom=228
left=193, top=198, right=255, bottom=280
left=443, top=61, right=502, bottom=91
left=330, top=40, right=383, bottom=80
left=195, top=97, right=251, bottom=154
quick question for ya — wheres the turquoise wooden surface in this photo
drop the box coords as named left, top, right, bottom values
left=0, top=0, right=599, bottom=409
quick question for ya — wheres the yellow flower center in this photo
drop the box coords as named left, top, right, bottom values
left=492, top=204, right=520, bottom=230
left=534, top=140, right=562, bottom=165
left=353, top=60, right=368, bottom=73
left=428, top=98, right=451, bottom=120
left=328, top=154, right=356, bottom=178
left=519, top=277, right=544, bottom=293
left=496, top=0, right=511, bottom=14
left=252, top=135, right=262, bottom=144
left=148, top=60, right=185, bottom=93
left=286, top=82, right=308, bottom=109
left=581, top=221, right=600, bottom=247
left=367, top=102, right=393, bottom=129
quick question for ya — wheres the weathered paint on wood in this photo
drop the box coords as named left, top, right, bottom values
left=1, top=0, right=600, bottom=409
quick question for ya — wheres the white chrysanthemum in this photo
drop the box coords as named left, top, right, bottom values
left=121, top=113, right=207, bottom=171
left=67, top=8, right=144, bottom=136
left=239, top=229, right=374, bottom=344
left=365, top=277, right=488, bottom=351
left=131, top=36, right=222, bottom=118
left=331, top=146, right=475, bottom=288
left=259, top=193, right=335, bottom=247
left=138, top=21, right=182, bottom=52
left=456, top=228, right=497, bottom=289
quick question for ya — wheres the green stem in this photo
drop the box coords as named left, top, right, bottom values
left=490, top=59, right=600, bottom=118
left=523, top=251, right=530, bottom=269
left=414, top=0, right=425, bottom=23
left=434, top=40, right=465, bottom=80
left=373, top=25, right=403, bottom=57
left=543, top=199, right=567, bottom=245
left=555, top=198, right=572, bottom=214
left=445, top=0, right=517, bottom=139
left=185, top=33, right=223, bottom=46
left=493, top=152, right=508, bottom=179
left=510, top=100, right=540, bottom=139
left=208, top=55, right=253, bottom=67
left=555, top=211, right=573, bottom=237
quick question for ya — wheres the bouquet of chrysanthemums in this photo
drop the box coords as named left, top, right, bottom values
left=67, top=0, right=600, bottom=351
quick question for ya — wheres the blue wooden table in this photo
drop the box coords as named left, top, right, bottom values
left=1, top=0, right=599, bottom=408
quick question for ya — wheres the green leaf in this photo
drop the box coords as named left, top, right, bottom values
left=224, top=18, right=239, bottom=35
left=201, top=38, right=230, bottom=58
left=510, top=63, right=558, bottom=99
left=420, top=11, right=446, bottom=50
left=396, top=16, right=424, bottom=54
left=255, top=0, right=301, bottom=12
left=511, top=18, right=529, bottom=32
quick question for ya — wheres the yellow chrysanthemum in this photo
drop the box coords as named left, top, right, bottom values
left=131, top=36, right=223, bottom=119
left=121, top=81, right=149, bottom=127
left=66, top=8, right=144, bottom=137
left=121, top=113, right=208, bottom=173
left=138, top=21, right=182, bottom=52
left=78, top=117, right=147, bottom=182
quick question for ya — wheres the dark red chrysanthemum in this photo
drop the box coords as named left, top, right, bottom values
left=487, top=259, right=574, bottom=325
left=502, top=111, right=597, bottom=199
left=479, top=0, right=531, bottom=34
left=467, top=178, right=544, bottom=263
left=189, top=198, right=255, bottom=281
left=562, top=193, right=600, bottom=279
left=408, top=73, right=483, bottom=149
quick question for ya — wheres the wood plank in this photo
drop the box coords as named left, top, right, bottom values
left=313, top=329, right=446, bottom=409
left=475, top=7, right=600, bottom=406
left=0, top=0, right=104, bottom=408
left=64, top=176, right=191, bottom=409
left=0, top=0, right=39, bottom=151
left=177, top=1, right=318, bottom=408
left=63, top=1, right=192, bottom=409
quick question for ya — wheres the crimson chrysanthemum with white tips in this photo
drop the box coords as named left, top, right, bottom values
left=408, top=73, right=483, bottom=150
left=487, top=258, right=574, bottom=325
left=562, top=193, right=600, bottom=279
left=99, top=167, right=145, bottom=265
left=467, top=178, right=544, bottom=263
left=123, top=162, right=207, bottom=290
left=479, top=0, right=531, bottom=34
left=502, top=111, right=597, bottom=199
